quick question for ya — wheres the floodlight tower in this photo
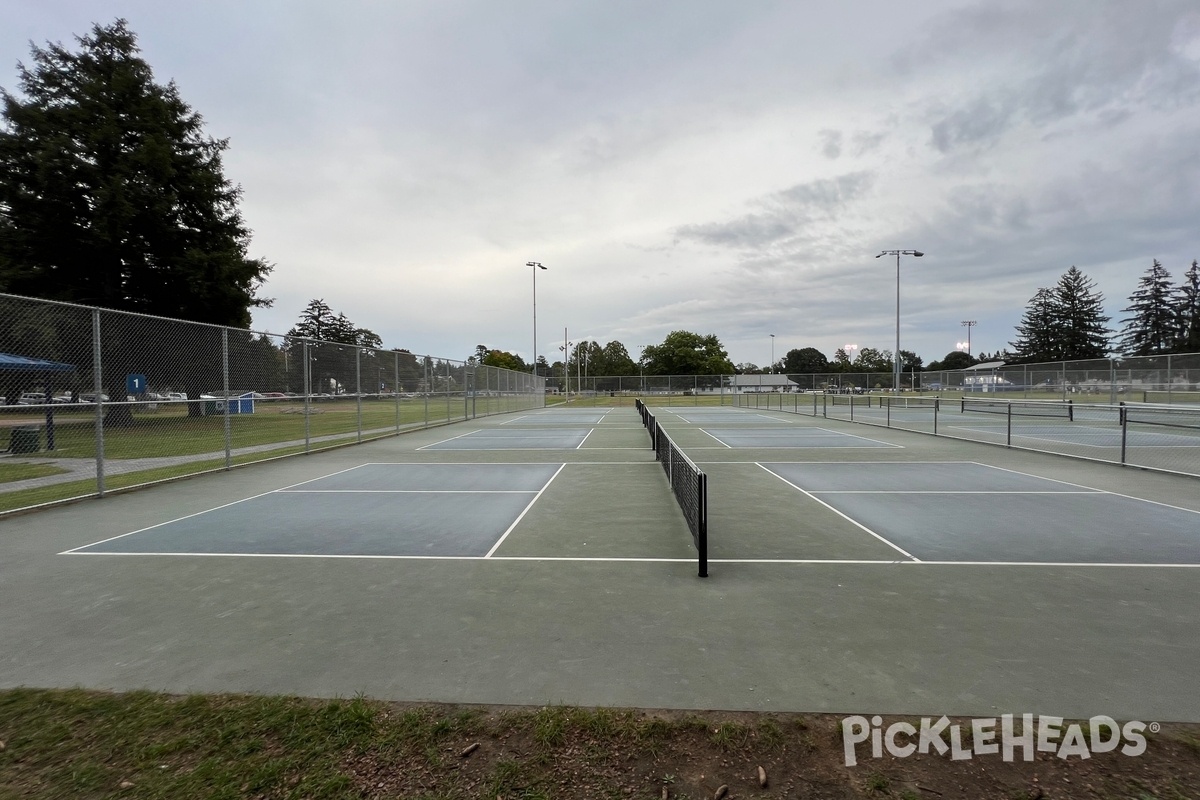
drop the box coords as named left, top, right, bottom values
left=526, top=261, right=547, bottom=375
left=961, top=320, right=977, bottom=358
left=876, top=250, right=925, bottom=392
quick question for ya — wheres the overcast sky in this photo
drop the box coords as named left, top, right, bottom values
left=5, top=1, right=1200, bottom=369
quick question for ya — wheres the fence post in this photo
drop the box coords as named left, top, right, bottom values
left=303, top=341, right=311, bottom=453
left=394, top=350, right=401, bottom=431
left=1167, top=354, right=1172, bottom=405
left=222, top=328, right=231, bottom=469
left=92, top=309, right=105, bottom=497
left=355, top=347, right=363, bottom=443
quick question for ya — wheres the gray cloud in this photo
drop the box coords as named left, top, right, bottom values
left=908, top=1, right=1200, bottom=154
left=674, top=171, right=876, bottom=250
left=818, top=129, right=843, bottom=159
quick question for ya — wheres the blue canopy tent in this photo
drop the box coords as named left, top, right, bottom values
left=1, top=352, right=78, bottom=451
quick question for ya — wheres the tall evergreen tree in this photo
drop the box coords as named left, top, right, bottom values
left=1009, top=287, right=1061, bottom=362
left=1055, top=266, right=1111, bottom=360
left=1174, top=260, right=1200, bottom=353
left=0, top=20, right=271, bottom=325
left=1118, top=259, right=1175, bottom=356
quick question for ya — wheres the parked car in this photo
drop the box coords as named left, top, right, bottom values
left=78, top=393, right=110, bottom=403
left=17, top=392, right=47, bottom=405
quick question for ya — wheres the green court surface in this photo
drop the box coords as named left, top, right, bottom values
left=2, top=404, right=1199, bottom=722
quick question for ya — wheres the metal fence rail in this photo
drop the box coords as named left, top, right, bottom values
left=0, top=293, right=544, bottom=514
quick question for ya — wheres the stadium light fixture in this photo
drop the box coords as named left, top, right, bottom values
left=876, top=250, right=924, bottom=392
left=961, top=320, right=977, bottom=357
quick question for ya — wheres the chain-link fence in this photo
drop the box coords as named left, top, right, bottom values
left=0, top=293, right=544, bottom=514
left=728, top=391, right=1200, bottom=479
left=901, top=354, right=1200, bottom=404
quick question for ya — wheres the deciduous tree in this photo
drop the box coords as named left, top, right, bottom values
left=641, top=331, right=734, bottom=375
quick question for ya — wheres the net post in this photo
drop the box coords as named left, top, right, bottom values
left=697, top=472, right=708, bottom=578
left=1067, top=399, right=1074, bottom=422
left=1006, top=402, right=1012, bottom=447
left=1120, top=402, right=1128, bottom=464
left=933, top=396, right=939, bottom=435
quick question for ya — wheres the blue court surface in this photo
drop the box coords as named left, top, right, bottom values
left=66, top=463, right=563, bottom=557
left=500, top=412, right=612, bottom=425
left=419, top=428, right=594, bottom=450
left=702, top=427, right=900, bottom=448
left=758, top=461, right=1200, bottom=564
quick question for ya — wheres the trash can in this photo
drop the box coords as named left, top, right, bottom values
left=9, top=426, right=41, bottom=454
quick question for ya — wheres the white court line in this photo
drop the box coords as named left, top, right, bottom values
left=407, top=446, right=644, bottom=451
left=59, top=462, right=375, bottom=554
left=810, top=427, right=905, bottom=447
left=485, top=463, right=567, bottom=557
left=755, top=463, right=919, bottom=561
left=811, top=490, right=1103, bottom=495
left=700, top=429, right=733, bottom=448
left=969, top=462, right=1200, bottom=517
left=354, top=461, right=658, bottom=465
left=416, top=429, right=481, bottom=450
left=278, top=489, right=538, bottom=494
left=497, top=415, right=532, bottom=425
left=576, top=429, right=595, bottom=449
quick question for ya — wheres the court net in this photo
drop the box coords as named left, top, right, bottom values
left=962, top=398, right=1074, bottom=420
left=635, top=400, right=708, bottom=577
left=876, top=396, right=940, bottom=410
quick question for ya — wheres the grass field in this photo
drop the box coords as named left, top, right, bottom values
left=2, top=688, right=1198, bottom=799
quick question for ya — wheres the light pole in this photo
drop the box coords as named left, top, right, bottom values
left=769, top=334, right=775, bottom=374
left=559, top=332, right=572, bottom=402
left=876, top=249, right=924, bottom=392
left=960, top=320, right=976, bottom=358
left=526, top=261, right=547, bottom=375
